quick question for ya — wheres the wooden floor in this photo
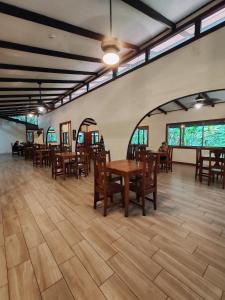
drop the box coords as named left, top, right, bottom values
left=0, top=154, right=225, bottom=300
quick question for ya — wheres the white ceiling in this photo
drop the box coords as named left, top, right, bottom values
left=0, top=0, right=218, bottom=115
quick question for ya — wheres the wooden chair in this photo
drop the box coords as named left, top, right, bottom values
left=208, top=150, right=225, bottom=188
left=101, top=150, right=123, bottom=185
left=199, top=150, right=210, bottom=183
left=51, top=154, right=63, bottom=179
left=11, top=143, right=19, bottom=156
left=166, top=147, right=173, bottom=172
left=77, top=150, right=89, bottom=177
left=33, top=150, right=42, bottom=167
left=94, top=152, right=124, bottom=216
left=130, top=152, right=158, bottom=216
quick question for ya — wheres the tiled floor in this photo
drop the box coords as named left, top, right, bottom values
left=0, top=154, right=225, bottom=300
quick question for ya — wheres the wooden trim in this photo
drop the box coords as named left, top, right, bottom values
left=59, top=121, right=72, bottom=146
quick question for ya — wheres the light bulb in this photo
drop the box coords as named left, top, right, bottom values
left=103, top=52, right=119, bottom=65
left=38, top=106, right=45, bottom=113
left=28, top=113, right=33, bottom=117
left=194, top=102, right=203, bottom=109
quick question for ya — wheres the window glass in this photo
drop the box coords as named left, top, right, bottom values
left=183, top=126, right=203, bottom=147
left=27, top=131, right=33, bottom=143
left=201, top=7, right=225, bottom=33
left=11, top=115, right=38, bottom=125
left=91, top=131, right=99, bottom=145
left=89, top=72, right=113, bottom=90
left=131, top=127, right=148, bottom=145
left=203, top=124, right=225, bottom=147
left=118, top=53, right=145, bottom=76
left=167, top=121, right=225, bottom=148
left=72, top=87, right=87, bottom=98
left=150, top=25, right=195, bottom=58
left=168, top=127, right=180, bottom=146
left=55, top=101, right=61, bottom=108
left=131, top=129, right=139, bottom=145
left=78, top=132, right=84, bottom=144
left=47, top=127, right=57, bottom=143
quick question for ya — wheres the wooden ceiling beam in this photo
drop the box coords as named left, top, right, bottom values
left=0, top=63, right=97, bottom=76
left=0, top=40, right=102, bottom=63
left=0, top=87, right=72, bottom=91
left=174, top=100, right=188, bottom=111
left=0, top=93, right=61, bottom=98
left=0, top=2, right=138, bottom=50
left=158, top=107, right=167, bottom=114
left=0, top=78, right=84, bottom=84
left=121, top=0, right=175, bottom=29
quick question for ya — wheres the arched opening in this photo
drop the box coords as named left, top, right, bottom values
left=76, top=118, right=104, bottom=151
left=127, top=89, right=225, bottom=165
left=46, top=126, right=57, bottom=145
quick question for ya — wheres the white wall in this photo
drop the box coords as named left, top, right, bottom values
left=0, top=118, right=26, bottom=154
left=139, top=103, right=225, bottom=164
left=39, top=27, right=225, bottom=160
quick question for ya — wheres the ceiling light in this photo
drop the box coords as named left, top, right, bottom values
left=27, top=112, right=33, bottom=117
left=102, top=38, right=120, bottom=65
left=194, top=102, right=203, bottom=109
left=48, top=34, right=56, bottom=39
left=38, top=106, right=45, bottom=113
left=102, top=0, right=120, bottom=66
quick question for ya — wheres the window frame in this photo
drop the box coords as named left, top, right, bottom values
left=131, top=126, right=149, bottom=146
left=166, top=118, right=225, bottom=149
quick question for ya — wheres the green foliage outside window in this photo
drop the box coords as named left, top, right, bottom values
left=203, top=125, right=225, bottom=147
left=78, top=132, right=84, bottom=144
left=131, top=127, right=148, bottom=145
left=12, top=115, right=38, bottom=125
left=183, top=126, right=203, bottom=147
left=168, top=127, right=180, bottom=146
left=91, top=131, right=99, bottom=145
left=168, top=121, right=225, bottom=148
left=47, top=127, right=57, bottom=143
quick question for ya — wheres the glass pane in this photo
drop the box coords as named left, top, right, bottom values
left=150, top=25, right=195, bottom=58
left=139, top=129, right=144, bottom=145
left=47, top=131, right=57, bottom=143
left=78, top=132, right=84, bottom=144
left=27, top=132, right=33, bottom=142
left=183, top=126, right=203, bottom=147
left=89, top=71, right=113, bottom=90
left=144, top=129, right=148, bottom=145
left=26, top=115, right=38, bottom=125
left=168, top=127, right=180, bottom=146
left=203, top=124, right=225, bottom=147
left=95, top=132, right=99, bottom=143
left=117, top=53, right=145, bottom=76
left=11, top=115, right=26, bottom=122
left=201, top=7, right=225, bottom=33
left=131, top=129, right=139, bottom=145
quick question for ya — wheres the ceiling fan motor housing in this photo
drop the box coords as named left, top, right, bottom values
left=101, top=37, right=120, bottom=53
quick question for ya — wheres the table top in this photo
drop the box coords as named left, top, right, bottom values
left=106, top=160, right=144, bottom=175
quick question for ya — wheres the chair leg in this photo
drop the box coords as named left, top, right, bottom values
left=141, top=193, right=145, bottom=216
left=94, top=191, right=99, bottom=209
left=153, top=191, right=157, bottom=210
left=103, top=193, right=107, bottom=217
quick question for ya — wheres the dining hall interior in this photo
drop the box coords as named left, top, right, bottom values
left=0, top=1, right=225, bottom=299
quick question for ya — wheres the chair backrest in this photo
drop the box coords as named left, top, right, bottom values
left=167, top=147, right=173, bottom=161
left=142, top=152, right=158, bottom=188
left=94, top=152, right=107, bottom=193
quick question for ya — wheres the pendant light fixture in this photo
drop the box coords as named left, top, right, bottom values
left=101, top=0, right=120, bottom=66
left=38, top=81, right=45, bottom=113
left=27, top=96, right=33, bottom=117
left=194, top=93, right=204, bottom=109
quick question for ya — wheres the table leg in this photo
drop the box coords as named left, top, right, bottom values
left=124, top=174, right=129, bottom=217
left=63, top=159, right=66, bottom=180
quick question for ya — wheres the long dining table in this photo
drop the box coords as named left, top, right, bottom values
left=55, top=152, right=76, bottom=180
left=106, top=160, right=144, bottom=217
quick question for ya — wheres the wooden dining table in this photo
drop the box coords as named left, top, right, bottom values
left=106, top=160, right=144, bottom=217
left=55, top=152, right=76, bottom=180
